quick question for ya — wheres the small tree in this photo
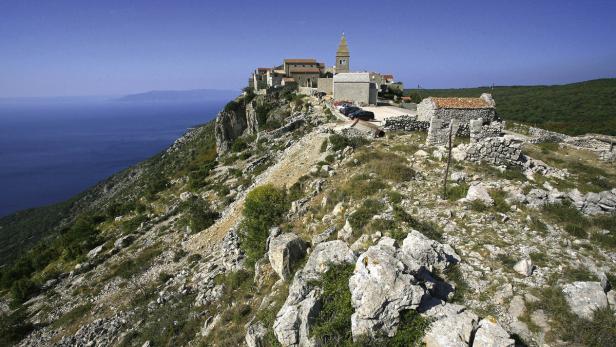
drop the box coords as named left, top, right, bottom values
left=239, top=185, right=288, bottom=266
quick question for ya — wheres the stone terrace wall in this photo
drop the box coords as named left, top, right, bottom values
left=470, top=119, right=504, bottom=143
left=382, top=115, right=429, bottom=132
left=528, top=127, right=569, bottom=143
left=464, top=135, right=523, bottom=166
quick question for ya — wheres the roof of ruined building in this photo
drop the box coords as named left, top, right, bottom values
left=333, top=72, right=371, bottom=83
left=284, top=58, right=317, bottom=64
left=336, top=34, right=350, bottom=56
left=430, top=97, right=493, bottom=109
left=288, top=67, right=321, bottom=74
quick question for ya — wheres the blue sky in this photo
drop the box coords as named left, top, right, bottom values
left=1, top=0, right=615, bottom=97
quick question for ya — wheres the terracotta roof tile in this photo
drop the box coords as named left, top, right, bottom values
left=284, top=58, right=317, bottom=64
left=288, top=67, right=321, bottom=73
left=431, top=97, right=492, bottom=109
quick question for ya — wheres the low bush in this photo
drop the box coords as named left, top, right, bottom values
left=348, top=199, right=383, bottom=231
left=0, top=308, right=33, bottom=346
left=178, top=197, right=219, bottom=233
left=312, top=263, right=355, bottom=345
left=239, top=185, right=289, bottom=267
left=529, top=286, right=616, bottom=345
left=446, top=183, right=469, bottom=201
left=328, top=134, right=369, bottom=151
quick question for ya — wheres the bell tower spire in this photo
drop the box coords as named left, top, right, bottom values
left=335, top=33, right=350, bottom=74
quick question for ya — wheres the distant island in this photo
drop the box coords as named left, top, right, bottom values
left=116, top=89, right=238, bottom=102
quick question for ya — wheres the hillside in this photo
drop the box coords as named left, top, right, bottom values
left=1, top=89, right=615, bottom=347
left=405, top=78, right=616, bottom=136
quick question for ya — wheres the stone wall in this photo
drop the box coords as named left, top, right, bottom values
left=382, top=115, right=429, bottom=132
left=426, top=118, right=460, bottom=146
left=470, top=119, right=504, bottom=143
left=463, top=135, right=523, bottom=166
left=528, top=127, right=568, bottom=143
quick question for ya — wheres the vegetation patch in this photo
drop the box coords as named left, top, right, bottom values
left=311, top=263, right=355, bottom=345
left=239, top=185, right=289, bottom=267
left=102, top=244, right=163, bottom=281
left=177, top=196, right=219, bottom=233
left=328, top=134, right=369, bottom=152
left=528, top=286, right=616, bottom=345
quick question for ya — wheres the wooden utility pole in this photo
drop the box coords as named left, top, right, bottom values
left=442, top=122, right=455, bottom=199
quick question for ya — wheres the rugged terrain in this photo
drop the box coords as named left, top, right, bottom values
left=1, top=88, right=616, bottom=346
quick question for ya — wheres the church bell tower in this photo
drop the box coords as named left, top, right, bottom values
left=335, top=34, right=350, bottom=74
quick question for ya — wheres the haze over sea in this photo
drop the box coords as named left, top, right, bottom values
left=0, top=95, right=232, bottom=217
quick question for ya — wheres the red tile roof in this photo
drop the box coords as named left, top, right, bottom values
left=284, top=58, right=317, bottom=63
left=431, top=97, right=492, bottom=109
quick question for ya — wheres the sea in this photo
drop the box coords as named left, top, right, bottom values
left=0, top=97, right=229, bottom=217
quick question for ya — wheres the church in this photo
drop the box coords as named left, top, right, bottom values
left=248, top=33, right=393, bottom=105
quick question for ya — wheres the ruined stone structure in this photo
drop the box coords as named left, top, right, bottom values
left=463, top=135, right=524, bottom=166
left=426, top=118, right=460, bottom=146
left=528, top=127, right=616, bottom=162
left=470, top=118, right=505, bottom=143
left=417, top=94, right=497, bottom=128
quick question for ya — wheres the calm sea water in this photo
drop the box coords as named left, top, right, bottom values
left=0, top=98, right=226, bottom=217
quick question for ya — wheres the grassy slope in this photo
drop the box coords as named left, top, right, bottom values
left=405, top=78, right=616, bottom=136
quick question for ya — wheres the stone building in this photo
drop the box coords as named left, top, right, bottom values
left=266, top=68, right=285, bottom=88
left=417, top=93, right=496, bottom=125
left=252, top=68, right=271, bottom=91
left=333, top=72, right=378, bottom=105
left=335, top=34, right=350, bottom=74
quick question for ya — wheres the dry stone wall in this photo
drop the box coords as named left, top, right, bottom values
left=382, top=115, right=429, bottom=132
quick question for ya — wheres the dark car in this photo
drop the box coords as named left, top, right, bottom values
left=341, top=106, right=360, bottom=116
left=348, top=110, right=375, bottom=121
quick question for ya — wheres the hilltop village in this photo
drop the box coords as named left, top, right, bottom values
left=4, top=36, right=616, bottom=347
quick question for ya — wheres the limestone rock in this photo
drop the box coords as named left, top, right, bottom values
left=338, top=219, right=353, bottom=241
left=311, top=226, right=335, bottom=245
left=423, top=308, right=478, bottom=347
left=473, top=317, right=515, bottom=347
left=268, top=233, right=307, bottom=281
left=463, top=183, right=493, bottom=205
left=87, top=245, right=104, bottom=259
left=513, top=258, right=534, bottom=276
left=350, top=238, right=426, bottom=339
left=273, top=241, right=356, bottom=346
left=246, top=321, right=267, bottom=347
left=400, top=230, right=460, bottom=272
left=113, top=234, right=135, bottom=251
left=215, top=106, right=248, bottom=153
left=562, top=281, right=608, bottom=320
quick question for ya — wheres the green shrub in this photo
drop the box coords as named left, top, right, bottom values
left=178, top=197, right=219, bottom=233
left=0, top=308, right=33, bottom=346
left=239, top=185, right=289, bottom=267
left=446, top=183, right=469, bottom=201
left=224, top=100, right=241, bottom=112
left=312, top=263, right=355, bottom=345
left=231, top=138, right=249, bottom=152
left=348, top=199, right=383, bottom=231
left=386, top=310, right=431, bottom=346
left=490, top=189, right=510, bottom=213
left=10, top=278, right=38, bottom=303
left=529, top=286, right=616, bottom=345
left=542, top=202, right=588, bottom=238
left=328, top=134, right=369, bottom=151
left=103, top=245, right=163, bottom=280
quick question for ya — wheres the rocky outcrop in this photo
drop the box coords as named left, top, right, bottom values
left=349, top=237, right=427, bottom=339
left=268, top=232, right=307, bottom=281
left=273, top=241, right=356, bottom=346
left=215, top=103, right=248, bottom=153
left=568, top=188, right=616, bottom=215
left=461, top=183, right=494, bottom=206
left=245, top=321, right=267, bottom=347
left=562, top=281, right=609, bottom=320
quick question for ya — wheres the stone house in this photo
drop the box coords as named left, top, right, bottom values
left=417, top=93, right=496, bottom=125
left=252, top=68, right=271, bottom=91
left=333, top=72, right=378, bottom=106
left=266, top=69, right=285, bottom=88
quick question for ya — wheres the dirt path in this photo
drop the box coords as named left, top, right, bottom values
left=186, top=130, right=327, bottom=252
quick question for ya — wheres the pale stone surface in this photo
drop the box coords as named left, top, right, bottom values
left=245, top=322, right=267, bottom=347
left=268, top=232, right=307, bottom=280
left=463, top=183, right=494, bottom=205
left=273, top=241, right=356, bottom=346
left=423, top=309, right=478, bottom=347
left=473, top=318, right=515, bottom=347
left=562, top=281, right=608, bottom=320
left=513, top=258, right=534, bottom=276
left=337, top=219, right=353, bottom=241
left=400, top=230, right=460, bottom=272
left=349, top=239, right=426, bottom=339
